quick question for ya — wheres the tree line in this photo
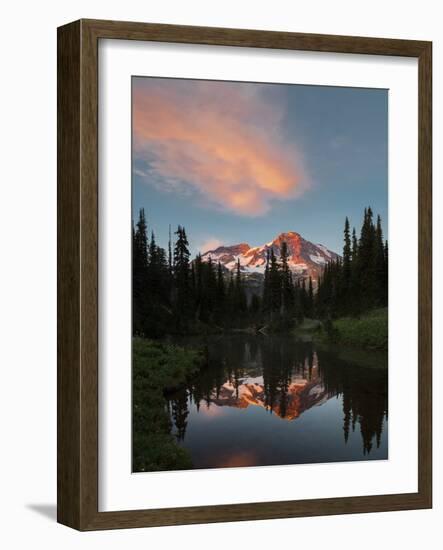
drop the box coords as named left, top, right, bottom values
left=133, top=209, right=254, bottom=336
left=133, top=206, right=388, bottom=337
left=261, top=242, right=315, bottom=330
left=315, top=207, right=388, bottom=319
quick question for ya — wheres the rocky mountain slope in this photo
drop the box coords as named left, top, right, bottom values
left=201, top=231, right=340, bottom=283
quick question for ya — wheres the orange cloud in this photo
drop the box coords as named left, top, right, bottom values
left=132, top=79, right=307, bottom=216
left=198, top=237, right=223, bottom=254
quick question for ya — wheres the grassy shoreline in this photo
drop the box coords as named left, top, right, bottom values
left=132, top=337, right=204, bottom=472
left=315, top=308, right=388, bottom=351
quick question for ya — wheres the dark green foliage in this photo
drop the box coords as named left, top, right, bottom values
left=307, top=276, right=314, bottom=318
left=374, top=215, right=388, bottom=308
left=132, top=209, right=148, bottom=334
left=315, top=207, right=388, bottom=321
left=280, top=241, right=294, bottom=316
left=132, top=338, right=204, bottom=471
left=294, top=279, right=304, bottom=323
left=168, top=224, right=173, bottom=274
left=268, top=249, right=282, bottom=317
left=214, top=262, right=226, bottom=325
left=342, top=217, right=352, bottom=312
left=234, top=258, right=248, bottom=316
left=173, top=226, right=192, bottom=329
left=132, top=209, right=253, bottom=336
left=132, top=205, right=387, bottom=338
left=317, top=308, right=388, bottom=350
left=262, top=249, right=271, bottom=315
left=249, top=293, right=262, bottom=324
left=259, top=243, right=313, bottom=331
left=349, top=226, right=360, bottom=314
left=132, top=210, right=173, bottom=338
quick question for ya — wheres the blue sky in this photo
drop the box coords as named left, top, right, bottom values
left=132, top=77, right=387, bottom=256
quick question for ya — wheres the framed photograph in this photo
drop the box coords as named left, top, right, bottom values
left=57, top=19, right=432, bottom=530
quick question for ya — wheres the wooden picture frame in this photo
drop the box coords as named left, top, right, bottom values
left=57, top=19, right=432, bottom=530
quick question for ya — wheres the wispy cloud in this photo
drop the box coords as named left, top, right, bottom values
left=132, top=79, right=308, bottom=216
left=196, top=237, right=223, bottom=254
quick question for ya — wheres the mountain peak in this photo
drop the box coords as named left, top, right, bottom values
left=273, top=231, right=302, bottom=245
left=276, top=230, right=301, bottom=239
left=201, top=231, right=339, bottom=281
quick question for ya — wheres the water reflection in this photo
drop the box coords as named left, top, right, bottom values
left=166, top=335, right=388, bottom=468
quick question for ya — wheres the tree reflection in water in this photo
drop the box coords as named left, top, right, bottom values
left=165, top=335, right=388, bottom=464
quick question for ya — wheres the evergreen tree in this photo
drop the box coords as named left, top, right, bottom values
left=280, top=241, right=294, bottom=316
left=300, top=278, right=309, bottom=318
left=142, top=230, right=171, bottom=337
left=294, top=278, right=304, bottom=323
left=226, top=271, right=236, bottom=320
left=358, top=207, right=377, bottom=310
left=341, top=217, right=352, bottom=313
left=307, top=276, right=314, bottom=318
left=268, top=249, right=281, bottom=320
left=262, top=249, right=271, bottom=315
left=373, top=215, right=386, bottom=307
left=351, top=227, right=358, bottom=260
left=133, top=209, right=148, bottom=334
left=131, top=205, right=388, bottom=338
left=193, top=253, right=203, bottom=319
left=168, top=224, right=173, bottom=274
left=216, top=262, right=225, bottom=303
left=315, top=207, right=388, bottom=321
left=234, top=258, right=247, bottom=318
left=173, top=226, right=191, bottom=329
left=148, top=230, right=169, bottom=301
left=349, top=226, right=360, bottom=315
left=170, top=388, right=189, bottom=441
left=215, top=262, right=226, bottom=325
left=383, top=240, right=389, bottom=306
left=249, top=293, right=262, bottom=324
left=204, top=256, right=218, bottom=322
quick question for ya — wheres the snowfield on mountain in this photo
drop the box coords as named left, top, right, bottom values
left=201, top=231, right=340, bottom=283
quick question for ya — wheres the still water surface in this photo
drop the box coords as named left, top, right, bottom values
left=166, top=335, right=388, bottom=469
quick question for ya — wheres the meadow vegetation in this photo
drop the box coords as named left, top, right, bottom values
left=132, top=338, right=204, bottom=472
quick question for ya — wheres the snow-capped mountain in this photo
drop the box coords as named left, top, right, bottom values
left=201, top=231, right=340, bottom=283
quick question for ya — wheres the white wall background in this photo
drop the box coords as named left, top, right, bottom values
left=0, top=0, right=440, bottom=547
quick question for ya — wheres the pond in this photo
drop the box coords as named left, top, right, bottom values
left=165, top=335, right=388, bottom=469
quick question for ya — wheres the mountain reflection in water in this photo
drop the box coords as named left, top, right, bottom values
left=166, top=335, right=388, bottom=469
